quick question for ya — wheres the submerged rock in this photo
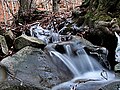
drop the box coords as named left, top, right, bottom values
left=0, top=46, right=72, bottom=90
left=14, top=34, right=46, bottom=50
left=114, top=63, right=120, bottom=71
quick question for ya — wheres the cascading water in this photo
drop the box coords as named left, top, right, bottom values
left=50, top=51, right=80, bottom=77
left=47, top=42, right=115, bottom=90
left=76, top=49, right=95, bottom=72
left=64, top=44, right=73, bottom=56
left=29, top=23, right=116, bottom=90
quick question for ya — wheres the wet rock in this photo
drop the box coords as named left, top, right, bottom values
left=72, top=36, right=111, bottom=69
left=14, top=34, right=46, bottom=50
left=84, top=20, right=118, bottom=70
left=0, top=35, right=9, bottom=55
left=54, top=44, right=66, bottom=54
left=0, top=46, right=72, bottom=89
left=114, top=63, right=120, bottom=71
left=4, top=30, right=14, bottom=48
left=0, top=30, right=5, bottom=36
left=72, top=36, right=97, bottom=49
left=0, top=80, right=46, bottom=90
left=0, top=63, right=8, bottom=82
left=98, top=80, right=120, bottom=90
left=52, top=80, right=120, bottom=90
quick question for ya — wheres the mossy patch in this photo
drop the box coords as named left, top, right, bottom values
left=96, top=14, right=112, bottom=21
left=117, top=18, right=120, bottom=26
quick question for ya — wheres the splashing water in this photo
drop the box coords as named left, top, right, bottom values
left=50, top=44, right=107, bottom=77
left=50, top=51, right=80, bottom=77
left=77, top=49, right=95, bottom=72
left=29, top=23, right=116, bottom=89
left=115, top=32, right=120, bottom=62
left=47, top=42, right=115, bottom=90
left=64, top=44, right=73, bottom=56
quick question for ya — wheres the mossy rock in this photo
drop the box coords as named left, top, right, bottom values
left=91, top=13, right=112, bottom=21
left=116, top=18, right=120, bottom=26
left=97, top=14, right=112, bottom=21
left=14, top=34, right=46, bottom=50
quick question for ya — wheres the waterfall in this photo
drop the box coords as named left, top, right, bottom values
left=115, top=32, right=120, bottom=62
left=28, top=21, right=116, bottom=90
left=47, top=42, right=115, bottom=79
left=49, top=43, right=104, bottom=77
left=50, top=51, right=80, bottom=77
left=64, top=44, right=73, bottom=56
left=50, top=43, right=115, bottom=90
left=76, top=49, right=95, bottom=72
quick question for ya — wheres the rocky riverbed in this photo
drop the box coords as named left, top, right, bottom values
left=0, top=7, right=120, bottom=90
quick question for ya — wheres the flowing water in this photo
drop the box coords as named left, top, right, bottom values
left=50, top=51, right=80, bottom=76
left=29, top=24, right=116, bottom=90
left=47, top=43, right=115, bottom=90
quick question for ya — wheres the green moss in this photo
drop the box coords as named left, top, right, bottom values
left=117, top=18, right=120, bottom=26
left=90, top=12, right=112, bottom=22
left=84, top=11, right=94, bottom=25
left=98, top=15, right=112, bottom=21
left=85, top=11, right=94, bottom=19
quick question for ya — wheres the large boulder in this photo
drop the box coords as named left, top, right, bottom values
left=98, top=80, right=120, bottom=90
left=0, top=46, right=72, bottom=90
left=14, top=34, right=46, bottom=50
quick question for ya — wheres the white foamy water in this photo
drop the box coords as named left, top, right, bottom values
left=49, top=43, right=115, bottom=90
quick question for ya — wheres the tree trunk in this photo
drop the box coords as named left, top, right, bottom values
left=1, top=0, right=7, bottom=25
left=18, top=0, right=35, bottom=14
left=52, top=0, right=59, bottom=12
left=15, top=0, right=36, bottom=24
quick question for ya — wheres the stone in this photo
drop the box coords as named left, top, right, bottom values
left=98, top=80, right=120, bottom=90
left=0, top=28, right=5, bottom=36
left=114, top=63, right=120, bottom=71
left=14, top=34, right=46, bottom=50
left=0, top=46, right=72, bottom=89
left=0, top=35, right=9, bottom=55
left=4, top=30, right=14, bottom=48
left=72, top=36, right=101, bottom=50
left=72, top=36, right=111, bottom=69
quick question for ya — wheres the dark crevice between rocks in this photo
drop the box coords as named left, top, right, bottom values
left=54, top=45, right=66, bottom=54
left=84, top=31, right=118, bottom=70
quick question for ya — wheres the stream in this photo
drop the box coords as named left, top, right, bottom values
left=29, top=21, right=118, bottom=90
left=48, top=42, right=115, bottom=90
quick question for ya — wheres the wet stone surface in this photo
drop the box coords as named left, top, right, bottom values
left=0, top=46, right=72, bottom=90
